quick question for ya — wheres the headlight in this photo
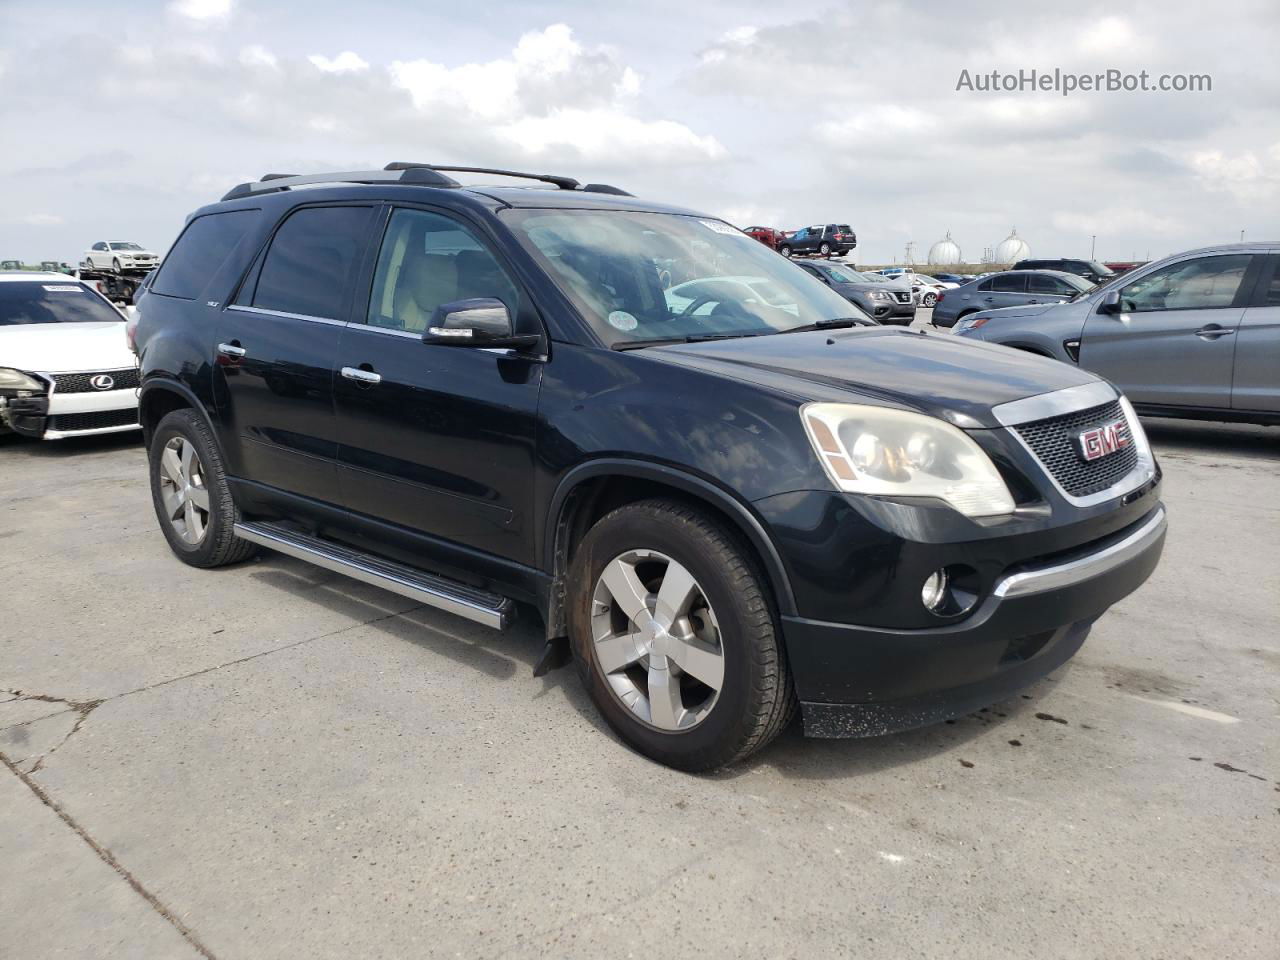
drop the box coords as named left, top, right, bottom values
left=869, top=290, right=892, bottom=301
left=0, top=368, right=45, bottom=393
left=801, top=403, right=1016, bottom=517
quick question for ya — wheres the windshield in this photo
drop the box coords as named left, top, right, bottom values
left=0, top=281, right=124, bottom=325
left=504, top=210, right=870, bottom=345
left=110, top=242, right=145, bottom=251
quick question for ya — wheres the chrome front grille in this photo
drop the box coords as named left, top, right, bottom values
left=1013, top=399, right=1140, bottom=498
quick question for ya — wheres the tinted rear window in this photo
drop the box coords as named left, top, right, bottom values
left=252, top=206, right=373, bottom=320
left=0, top=282, right=123, bottom=326
left=151, top=210, right=258, bottom=300
left=991, top=274, right=1027, bottom=292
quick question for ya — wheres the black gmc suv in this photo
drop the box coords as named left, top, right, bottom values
left=132, top=163, right=1167, bottom=771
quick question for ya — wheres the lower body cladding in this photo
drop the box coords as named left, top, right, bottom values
left=770, top=500, right=1167, bottom=738
left=0, top=386, right=140, bottom=439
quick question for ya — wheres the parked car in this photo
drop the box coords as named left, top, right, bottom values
left=930, top=272, right=972, bottom=285
left=778, top=224, right=856, bottom=258
left=876, top=266, right=908, bottom=278
left=1012, top=258, right=1115, bottom=286
left=955, top=243, right=1279, bottom=424
left=83, top=241, right=161, bottom=273
left=932, top=270, right=1093, bottom=328
left=743, top=226, right=787, bottom=251
left=132, top=163, right=1167, bottom=771
left=898, top=273, right=957, bottom=307
left=0, top=272, right=141, bottom=439
left=793, top=260, right=910, bottom=324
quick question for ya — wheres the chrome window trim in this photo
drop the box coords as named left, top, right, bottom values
left=345, top=324, right=421, bottom=340
left=226, top=304, right=347, bottom=327
left=994, top=506, right=1166, bottom=598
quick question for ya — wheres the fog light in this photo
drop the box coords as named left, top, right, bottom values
left=921, top=569, right=949, bottom=613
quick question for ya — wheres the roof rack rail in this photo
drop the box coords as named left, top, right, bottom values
left=220, top=166, right=461, bottom=202
left=384, top=162, right=632, bottom=196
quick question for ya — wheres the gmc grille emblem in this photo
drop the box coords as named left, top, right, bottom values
left=89, top=374, right=115, bottom=391
left=1075, top=419, right=1132, bottom=461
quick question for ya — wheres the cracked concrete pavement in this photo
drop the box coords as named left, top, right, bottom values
left=1, top=413, right=1277, bottom=959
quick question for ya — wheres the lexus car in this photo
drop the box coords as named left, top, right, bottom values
left=0, top=272, right=141, bottom=439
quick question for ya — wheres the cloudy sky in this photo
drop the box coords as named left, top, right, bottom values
left=2, top=0, right=1277, bottom=265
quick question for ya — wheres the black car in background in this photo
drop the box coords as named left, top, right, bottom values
left=1013, top=258, right=1116, bottom=285
left=793, top=259, right=914, bottom=324
left=131, top=163, right=1166, bottom=771
left=779, top=223, right=856, bottom=258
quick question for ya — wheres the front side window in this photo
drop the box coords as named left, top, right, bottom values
left=252, top=206, right=373, bottom=320
left=1119, top=255, right=1252, bottom=313
left=0, top=281, right=123, bottom=326
left=93, top=242, right=107, bottom=251
left=1028, top=273, right=1073, bottom=295
left=366, top=208, right=522, bottom=333
left=504, top=209, right=869, bottom=346
left=151, top=209, right=258, bottom=300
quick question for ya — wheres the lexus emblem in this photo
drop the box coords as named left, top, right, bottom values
left=1075, top=419, right=1132, bottom=461
left=90, top=374, right=115, bottom=391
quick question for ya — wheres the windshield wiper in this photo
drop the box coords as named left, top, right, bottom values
left=612, top=332, right=764, bottom=351
left=778, top=318, right=861, bottom=334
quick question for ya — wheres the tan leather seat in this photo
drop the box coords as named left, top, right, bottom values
left=394, top=247, right=458, bottom=333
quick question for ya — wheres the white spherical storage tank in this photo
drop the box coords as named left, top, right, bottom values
left=994, top=228, right=1030, bottom=263
left=927, top=231, right=962, bottom=265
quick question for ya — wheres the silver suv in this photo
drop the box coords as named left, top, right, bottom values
left=955, top=242, right=1280, bottom=425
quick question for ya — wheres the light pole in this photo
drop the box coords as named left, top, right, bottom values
left=1090, top=235, right=1096, bottom=260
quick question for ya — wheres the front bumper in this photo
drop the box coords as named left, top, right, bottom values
left=2, top=382, right=139, bottom=439
left=783, top=505, right=1167, bottom=736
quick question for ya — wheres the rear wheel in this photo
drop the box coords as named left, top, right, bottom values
left=922, top=291, right=938, bottom=307
left=568, top=499, right=796, bottom=771
left=779, top=245, right=792, bottom=258
left=148, top=409, right=257, bottom=568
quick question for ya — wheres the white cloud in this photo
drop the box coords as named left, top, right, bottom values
left=308, top=51, right=370, bottom=74
left=15, top=213, right=65, bottom=226
left=1052, top=206, right=1183, bottom=237
left=1189, top=147, right=1280, bottom=200
left=818, top=106, right=936, bottom=146
left=168, top=0, right=232, bottom=22
left=1077, top=16, right=1142, bottom=54
left=496, top=109, right=724, bottom=164
left=240, top=45, right=278, bottom=69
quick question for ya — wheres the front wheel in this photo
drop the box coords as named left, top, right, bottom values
left=778, top=245, right=792, bottom=258
left=148, top=408, right=258, bottom=568
left=112, top=258, right=122, bottom=273
left=819, top=242, right=832, bottom=256
left=568, top=499, right=796, bottom=771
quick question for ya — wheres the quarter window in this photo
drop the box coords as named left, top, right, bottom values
left=1119, top=255, right=1252, bottom=313
left=366, top=208, right=521, bottom=334
left=1028, top=274, right=1070, bottom=295
left=150, top=209, right=258, bottom=300
left=252, top=206, right=373, bottom=320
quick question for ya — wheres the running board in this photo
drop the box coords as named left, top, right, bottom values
left=233, top=521, right=513, bottom=630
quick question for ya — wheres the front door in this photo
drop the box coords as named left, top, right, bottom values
left=331, top=206, right=544, bottom=565
left=1079, top=252, right=1256, bottom=408
left=1233, top=253, right=1280, bottom=413
left=213, top=203, right=376, bottom=504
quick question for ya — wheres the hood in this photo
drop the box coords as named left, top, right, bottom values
left=646, top=327, right=1100, bottom=428
left=0, top=321, right=135, bottom=374
left=973, top=299, right=1085, bottom=322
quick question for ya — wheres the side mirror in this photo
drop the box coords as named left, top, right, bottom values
left=1097, top=290, right=1122, bottom=315
left=423, top=298, right=538, bottom=349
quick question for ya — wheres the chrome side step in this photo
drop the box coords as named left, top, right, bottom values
left=234, top=521, right=513, bottom=630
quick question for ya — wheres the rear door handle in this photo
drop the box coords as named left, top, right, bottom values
left=341, top=366, right=382, bottom=385
left=1194, top=325, right=1235, bottom=340
left=217, top=342, right=246, bottom=358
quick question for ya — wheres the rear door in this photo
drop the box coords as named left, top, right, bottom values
left=214, top=203, right=376, bottom=503
left=1079, top=252, right=1257, bottom=408
left=330, top=205, right=544, bottom=565
left=982, top=272, right=1027, bottom=309
left=1233, top=253, right=1280, bottom=413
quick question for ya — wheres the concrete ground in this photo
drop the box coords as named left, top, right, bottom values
left=2, top=357, right=1277, bottom=958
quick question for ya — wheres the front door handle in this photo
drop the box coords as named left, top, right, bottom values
left=1194, top=325, right=1236, bottom=340
left=341, top=366, right=382, bottom=385
left=217, top=342, right=246, bottom=358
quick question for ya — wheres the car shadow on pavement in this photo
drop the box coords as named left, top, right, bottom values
left=1, top=431, right=142, bottom=457
left=1141, top=417, right=1278, bottom=460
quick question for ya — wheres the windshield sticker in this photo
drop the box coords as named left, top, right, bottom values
left=700, top=220, right=746, bottom=237
left=42, top=285, right=83, bottom=292
left=608, top=311, right=639, bottom=332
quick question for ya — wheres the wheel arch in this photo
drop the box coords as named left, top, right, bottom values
left=542, top=459, right=798, bottom=639
left=138, top=378, right=214, bottom=447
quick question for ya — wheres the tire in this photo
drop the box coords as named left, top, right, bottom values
left=148, top=408, right=258, bottom=568
left=568, top=499, right=796, bottom=772
left=922, top=292, right=938, bottom=307
left=779, top=245, right=792, bottom=258
left=819, top=242, right=832, bottom=256
left=112, top=258, right=122, bottom=273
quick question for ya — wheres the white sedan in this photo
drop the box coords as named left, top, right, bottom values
left=902, top=273, right=959, bottom=307
left=83, top=241, right=161, bottom=273
left=0, top=273, right=140, bottom=439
